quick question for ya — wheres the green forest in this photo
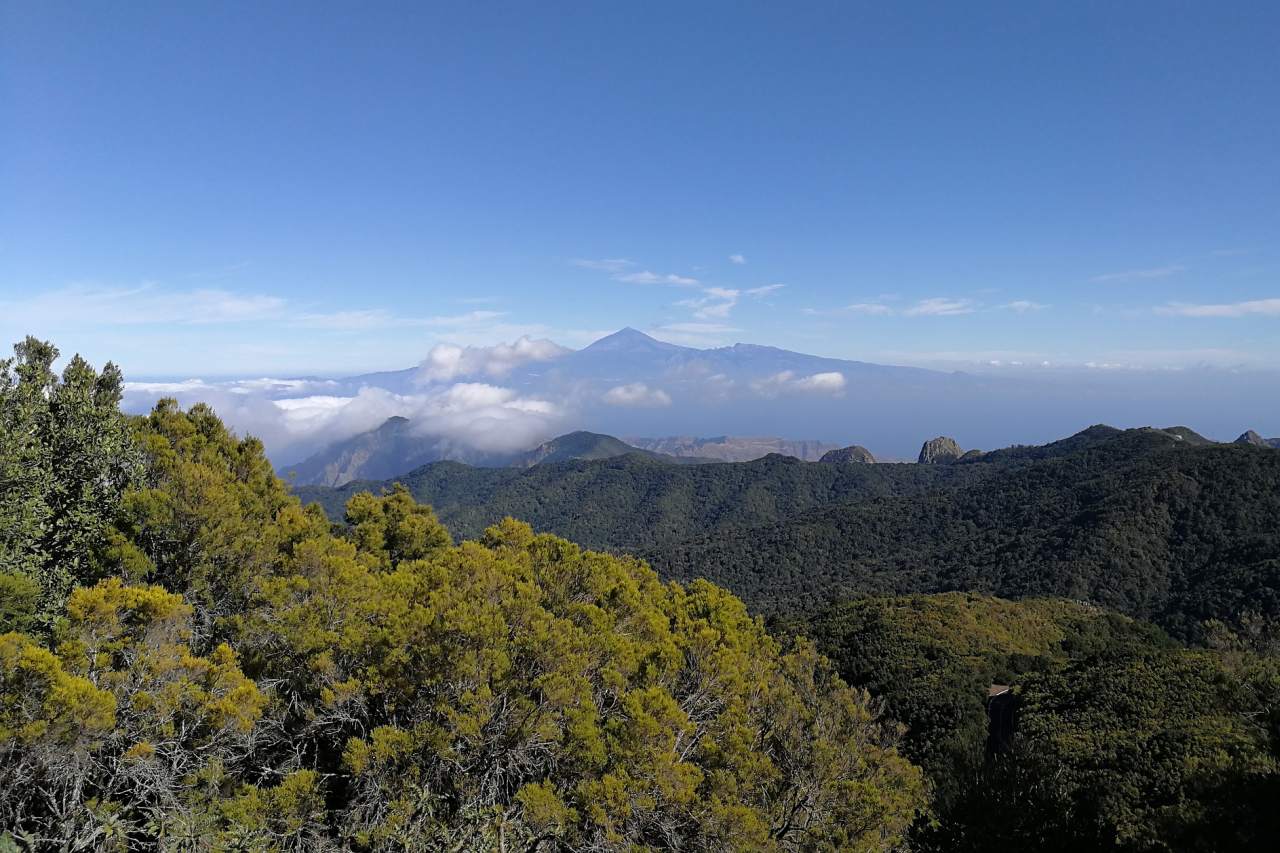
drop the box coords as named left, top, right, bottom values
left=300, top=425, right=1280, bottom=643
left=4, top=339, right=1280, bottom=851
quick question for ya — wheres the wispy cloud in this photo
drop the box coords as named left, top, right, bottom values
left=903, top=298, right=975, bottom=317
left=1002, top=300, right=1048, bottom=313
left=805, top=297, right=976, bottom=318
left=676, top=287, right=738, bottom=319
left=802, top=302, right=892, bottom=317
left=0, top=284, right=286, bottom=327
left=655, top=322, right=740, bottom=335
left=294, top=309, right=509, bottom=331
left=1091, top=264, right=1185, bottom=283
left=675, top=283, right=783, bottom=321
left=1156, top=298, right=1280, bottom=318
left=846, top=302, right=894, bottom=316
left=617, top=270, right=701, bottom=286
left=729, top=253, right=746, bottom=265
left=571, top=258, right=634, bottom=272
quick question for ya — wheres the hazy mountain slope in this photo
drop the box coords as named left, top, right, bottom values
left=281, top=416, right=508, bottom=486
left=625, top=435, right=844, bottom=462
left=511, top=431, right=707, bottom=466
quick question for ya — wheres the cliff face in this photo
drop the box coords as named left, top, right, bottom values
left=918, top=436, right=963, bottom=464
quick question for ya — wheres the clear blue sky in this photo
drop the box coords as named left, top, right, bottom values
left=2, top=1, right=1278, bottom=376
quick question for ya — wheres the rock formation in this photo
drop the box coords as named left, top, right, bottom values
left=918, top=436, right=963, bottom=464
left=819, top=445, right=877, bottom=464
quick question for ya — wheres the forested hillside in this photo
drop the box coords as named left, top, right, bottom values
left=794, top=593, right=1280, bottom=851
left=299, top=425, right=1280, bottom=640
left=654, top=426, right=1280, bottom=639
left=296, top=453, right=987, bottom=551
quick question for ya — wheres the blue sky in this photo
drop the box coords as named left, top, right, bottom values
left=2, top=1, right=1278, bottom=376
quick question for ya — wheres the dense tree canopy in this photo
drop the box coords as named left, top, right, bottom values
left=798, top=593, right=1280, bottom=851
left=0, top=341, right=926, bottom=850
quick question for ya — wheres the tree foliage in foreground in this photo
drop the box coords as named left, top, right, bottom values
left=0, top=343, right=925, bottom=850
left=0, top=338, right=140, bottom=631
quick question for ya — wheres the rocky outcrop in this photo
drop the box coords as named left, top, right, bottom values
left=1234, top=430, right=1280, bottom=448
left=959, top=449, right=985, bottom=461
left=918, top=436, right=963, bottom=464
left=819, top=445, right=877, bottom=464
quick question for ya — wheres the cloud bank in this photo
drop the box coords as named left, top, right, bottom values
left=750, top=371, right=846, bottom=397
left=415, top=336, right=570, bottom=382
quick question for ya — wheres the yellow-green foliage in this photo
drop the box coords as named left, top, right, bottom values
left=0, top=579, right=265, bottom=844
left=2, top=393, right=927, bottom=849
left=0, top=631, right=115, bottom=747
left=236, top=514, right=925, bottom=850
left=114, top=399, right=327, bottom=631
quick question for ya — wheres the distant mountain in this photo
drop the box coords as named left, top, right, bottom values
left=285, top=422, right=702, bottom=485
left=512, top=431, right=706, bottom=467
left=312, top=327, right=1001, bottom=458
left=1236, top=429, right=1280, bottom=448
left=626, top=435, right=843, bottom=462
left=282, top=416, right=510, bottom=486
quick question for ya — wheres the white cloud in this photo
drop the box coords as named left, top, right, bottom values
left=571, top=258, right=635, bottom=272
left=415, top=336, right=571, bottom=382
left=1003, top=300, right=1048, bottom=313
left=750, top=370, right=846, bottom=397
left=124, top=379, right=215, bottom=395
left=746, top=284, right=785, bottom=297
left=845, top=302, right=893, bottom=315
left=616, top=270, right=701, bottom=287
left=904, top=298, right=975, bottom=317
left=1156, top=298, right=1280, bottom=318
left=603, top=382, right=673, bottom=408
left=226, top=378, right=340, bottom=395
left=729, top=254, right=746, bottom=265
left=125, top=377, right=566, bottom=464
left=1091, top=264, right=1185, bottom=283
